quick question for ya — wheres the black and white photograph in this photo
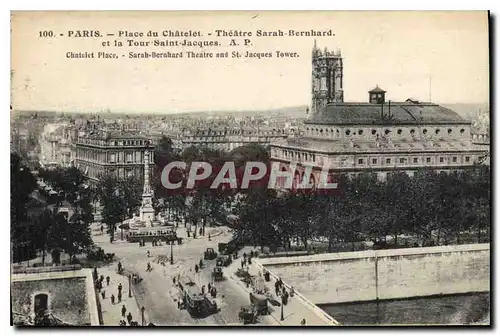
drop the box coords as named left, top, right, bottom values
left=9, top=10, right=491, bottom=327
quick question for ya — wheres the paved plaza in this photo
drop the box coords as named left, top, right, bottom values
left=91, top=222, right=330, bottom=326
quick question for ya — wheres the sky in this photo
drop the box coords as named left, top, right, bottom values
left=11, top=11, right=489, bottom=113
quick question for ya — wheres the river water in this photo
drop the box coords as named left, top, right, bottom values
left=319, top=293, right=490, bottom=325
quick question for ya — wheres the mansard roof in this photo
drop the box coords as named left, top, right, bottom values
left=305, top=102, right=469, bottom=126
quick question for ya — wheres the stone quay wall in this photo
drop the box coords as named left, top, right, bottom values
left=259, top=244, right=490, bottom=305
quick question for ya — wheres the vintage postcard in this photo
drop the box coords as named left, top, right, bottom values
left=10, top=11, right=490, bottom=327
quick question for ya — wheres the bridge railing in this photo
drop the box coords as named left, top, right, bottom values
left=254, top=260, right=341, bottom=326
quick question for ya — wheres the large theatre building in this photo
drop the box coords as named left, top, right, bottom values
left=270, top=44, right=488, bottom=187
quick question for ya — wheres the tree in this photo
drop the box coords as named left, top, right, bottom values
left=64, top=212, right=93, bottom=261
left=99, top=174, right=127, bottom=242
left=11, top=152, right=37, bottom=228
left=119, top=175, right=143, bottom=218
left=11, top=152, right=38, bottom=262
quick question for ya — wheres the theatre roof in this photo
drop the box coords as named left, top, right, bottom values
left=271, top=137, right=480, bottom=154
left=305, top=102, right=469, bottom=126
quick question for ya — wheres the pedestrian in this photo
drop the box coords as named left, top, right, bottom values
left=275, top=281, right=280, bottom=296
left=301, top=318, right=306, bottom=326
left=118, top=283, right=123, bottom=295
left=118, top=261, right=122, bottom=273
left=211, top=287, right=217, bottom=298
left=127, top=312, right=133, bottom=324
left=106, top=276, right=110, bottom=286
left=199, top=259, right=203, bottom=269
left=118, top=291, right=122, bottom=303
left=100, top=274, right=104, bottom=283
left=243, top=252, right=247, bottom=261
left=201, top=285, right=205, bottom=295
left=147, top=250, right=150, bottom=257
left=101, top=290, right=106, bottom=299
left=208, top=283, right=212, bottom=292
left=121, top=305, right=127, bottom=318
left=241, top=260, right=244, bottom=269
left=93, top=267, right=98, bottom=281
left=290, top=286, right=295, bottom=298
left=173, top=276, right=176, bottom=285
left=100, top=224, right=103, bottom=233
left=195, top=264, right=199, bottom=273
left=111, top=294, right=115, bottom=305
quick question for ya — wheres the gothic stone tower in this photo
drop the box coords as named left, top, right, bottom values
left=309, top=41, right=344, bottom=119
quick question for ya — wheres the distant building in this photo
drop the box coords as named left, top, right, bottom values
left=11, top=265, right=99, bottom=326
left=270, top=43, right=488, bottom=187
left=180, top=127, right=289, bottom=152
left=73, top=127, right=154, bottom=182
left=39, top=123, right=74, bottom=168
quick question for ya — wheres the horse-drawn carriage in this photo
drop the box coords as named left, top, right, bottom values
left=238, top=305, right=258, bottom=324
left=249, top=292, right=269, bottom=315
left=216, top=255, right=232, bottom=267
left=211, top=267, right=224, bottom=282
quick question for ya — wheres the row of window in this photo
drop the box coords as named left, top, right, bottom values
left=305, top=127, right=467, bottom=137
left=357, top=156, right=471, bottom=165
left=77, top=139, right=149, bottom=147
left=282, top=150, right=317, bottom=163
left=77, top=149, right=150, bottom=164
left=188, top=130, right=285, bottom=136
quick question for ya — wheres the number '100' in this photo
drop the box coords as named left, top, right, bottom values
left=39, top=31, right=54, bottom=37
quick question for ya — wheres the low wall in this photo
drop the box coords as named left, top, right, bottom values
left=260, top=244, right=490, bottom=305
left=253, top=261, right=340, bottom=326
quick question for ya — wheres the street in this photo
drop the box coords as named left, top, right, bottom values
left=93, top=226, right=260, bottom=325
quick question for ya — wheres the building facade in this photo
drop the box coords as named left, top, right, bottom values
left=180, top=128, right=289, bottom=152
left=39, top=123, right=73, bottom=168
left=270, top=44, right=488, bottom=187
left=73, top=128, right=154, bottom=182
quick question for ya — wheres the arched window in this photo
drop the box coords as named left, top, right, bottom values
left=448, top=129, right=452, bottom=134
left=371, top=130, right=377, bottom=135
left=34, top=293, right=49, bottom=318
left=397, top=129, right=403, bottom=135
left=358, top=130, right=364, bottom=135
left=460, top=129, right=465, bottom=134
left=435, top=129, right=440, bottom=135
left=384, top=129, right=390, bottom=135
left=423, top=129, right=428, bottom=135
left=345, top=130, right=351, bottom=136
left=410, top=129, right=415, bottom=134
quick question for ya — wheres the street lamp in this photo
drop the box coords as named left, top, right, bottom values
left=128, top=275, right=132, bottom=298
left=170, top=241, right=174, bottom=265
left=280, top=295, right=284, bottom=321
left=141, top=306, right=145, bottom=326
